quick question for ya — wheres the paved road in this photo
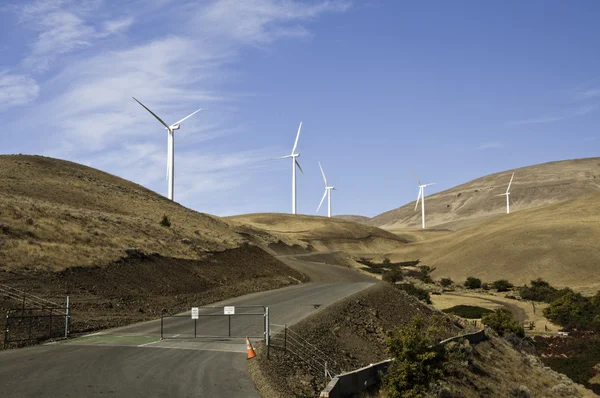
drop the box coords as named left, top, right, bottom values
left=0, top=256, right=375, bottom=397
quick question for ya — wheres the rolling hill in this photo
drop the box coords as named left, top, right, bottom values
left=386, top=191, right=600, bottom=292
left=225, top=213, right=409, bottom=255
left=347, top=158, right=600, bottom=230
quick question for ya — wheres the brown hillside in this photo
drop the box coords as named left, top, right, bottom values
left=226, top=213, right=408, bottom=255
left=387, top=192, right=600, bottom=292
left=371, top=158, right=600, bottom=229
left=334, top=214, right=371, bottom=224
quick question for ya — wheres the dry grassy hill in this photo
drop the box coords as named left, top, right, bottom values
left=225, top=213, right=409, bottom=256
left=371, top=158, right=600, bottom=230
left=334, top=214, right=371, bottom=224
left=387, top=192, right=600, bottom=292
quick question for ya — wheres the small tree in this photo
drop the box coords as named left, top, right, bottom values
left=382, top=268, right=403, bottom=284
left=417, top=265, right=435, bottom=284
left=382, top=257, right=392, bottom=265
left=464, top=277, right=482, bottom=289
left=492, top=279, right=514, bottom=292
left=440, top=278, right=453, bottom=288
left=384, top=316, right=448, bottom=398
left=160, top=214, right=171, bottom=227
left=482, top=308, right=524, bottom=337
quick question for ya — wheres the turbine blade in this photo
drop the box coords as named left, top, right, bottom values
left=410, top=169, right=421, bottom=186
left=277, top=155, right=293, bottom=159
left=318, top=161, right=327, bottom=186
left=506, top=172, right=514, bottom=193
left=295, top=160, right=304, bottom=175
left=414, top=188, right=422, bottom=211
left=173, top=108, right=202, bottom=126
left=317, top=189, right=327, bottom=213
left=132, top=97, right=170, bottom=130
left=291, top=122, right=302, bottom=154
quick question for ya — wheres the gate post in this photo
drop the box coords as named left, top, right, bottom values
left=194, top=318, right=197, bottom=338
left=265, top=307, right=270, bottom=359
left=228, top=315, right=231, bottom=337
left=64, top=296, right=70, bottom=339
left=160, top=310, right=164, bottom=340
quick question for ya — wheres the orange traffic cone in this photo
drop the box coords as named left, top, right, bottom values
left=246, top=337, right=256, bottom=359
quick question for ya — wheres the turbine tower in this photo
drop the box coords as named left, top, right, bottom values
left=316, top=161, right=336, bottom=217
left=133, top=97, right=201, bottom=201
left=413, top=172, right=435, bottom=229
left=278, top=122, right=304, bottom=214
left=497, top=172, right=515, bottom=214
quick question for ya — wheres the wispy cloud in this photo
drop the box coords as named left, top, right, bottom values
left=0, top=71, right=39, bottom=110
left=16, top=0, right=133, bottom=71
left=197, top=0, right=350, bottom=45
left=475, top=142, right=503, bottom=150
left=507, top=104, right=598, bottom=125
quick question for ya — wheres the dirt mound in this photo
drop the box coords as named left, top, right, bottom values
left=387, top=192, right=600, bottom=292
left=226, top=213, right=407, bottom=255
left=1, top=245, right=307, bottom=339
left=250, top=283, right=458, bottom=397
left=370, top=157, right=600, bottom=230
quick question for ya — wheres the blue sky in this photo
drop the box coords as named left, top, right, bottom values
left=1, top=1, right=599, bottom=217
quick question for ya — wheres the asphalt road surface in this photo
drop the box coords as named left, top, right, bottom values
left=0, top=256, right=375, bottom=397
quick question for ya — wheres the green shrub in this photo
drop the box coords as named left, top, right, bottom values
left=382, top=268, right=403, bottom=284
left=383, top=316, right=448, bottom=398
left=160, top=215, right=171, bottom=227
left=383, top=257, right=391, bottom=265
left=482, top=308, right=524, bottom=337
left=395, top=283, right=431, bottom=304
left=442, top=305, right=494, bottom=319
left=519, top=278, right=570, bottom=303
left=492, top=279, right=514, bottom=292
left=464, top=277, right=482, bottom=289
left=543, top=291, right=600, bottom=330
left=440, top=278, right=453, bottom=288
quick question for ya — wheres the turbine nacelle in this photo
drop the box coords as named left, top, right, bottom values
left=170, top=124, right=181, bottom=131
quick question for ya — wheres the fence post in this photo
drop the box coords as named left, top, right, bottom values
left=194, top=318, right=197, bottom=338
left=160, top=310, right=164, bottom=340
left=266, top=307, right=270, bottom=359
left=49, top=308, right=53, bottom=339
left=64, top=296, right=70, bottom=339
left=228, top=315, right=231, bottom=337
left=4, top=314, right=9, bottom=349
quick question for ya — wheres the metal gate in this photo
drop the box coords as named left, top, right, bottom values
left=160, top=305, right=268, bottom=340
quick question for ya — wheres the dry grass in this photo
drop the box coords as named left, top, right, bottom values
left=226, top=213, right=408, bottom=255
left=0, top=155, right=261, bottom=271
left=385, top=192, right=600, bottom=292
left=371, top=157, right=600, bottom=229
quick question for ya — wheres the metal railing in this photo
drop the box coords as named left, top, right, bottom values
left=269, top=324, right=339, bottom=385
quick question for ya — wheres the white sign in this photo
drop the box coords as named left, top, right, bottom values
left=224, top=306, right=235, bottom=315
left=191, top=307, right=199, bottom=319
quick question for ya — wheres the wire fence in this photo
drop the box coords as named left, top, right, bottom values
left=0, top=283, right=60, bottom=309
left=269, top=324, right=339, bottom=385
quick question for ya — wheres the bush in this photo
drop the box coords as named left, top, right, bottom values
left=481, top=282, right=489, bottom=290
left=543, top=291, right=600, bottom=330
left=383, top=316, right=448, bottom=398
left=382, top=268, right=403, bottom=284
left=440, top=278, right=453, bottom=288
left=482, top=308, right=524, bottom=337
left=519, top=278, right=570, bottom=303
left=442, top=305, right=494, bottom=319
left=464, top=277, right=482, bottom=289
left=382, top=257, right=391, bottom=265
left=417, top=265, right=435, bottom=284
left=395, top=283, right=431, bottom=304
left=492, top=279, right=514, bottom=292
left=160, top=215, right=171, bottom=227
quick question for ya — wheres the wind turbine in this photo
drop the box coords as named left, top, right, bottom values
left=413, top=172, right=435, bottom=229
left=497, top=173, right=515, bottom=214
left=278, top=122, right=304, bottom=214
left=316, top=161, right=336, bottom=217
left=132, top=97, right=201, bottom=201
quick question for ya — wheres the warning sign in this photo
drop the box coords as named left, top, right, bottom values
left=224, top=306, right=235, bottom=315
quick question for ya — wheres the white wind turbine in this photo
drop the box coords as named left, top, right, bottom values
left=316, top=161, right=336, bottom=217
left=278, top=122, right=304, bottom=214
left=413, top=172, right=435, bottom=229
left=133, top=97, right=201, bottom=201
left=497, top=172, right=515, bottom=214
